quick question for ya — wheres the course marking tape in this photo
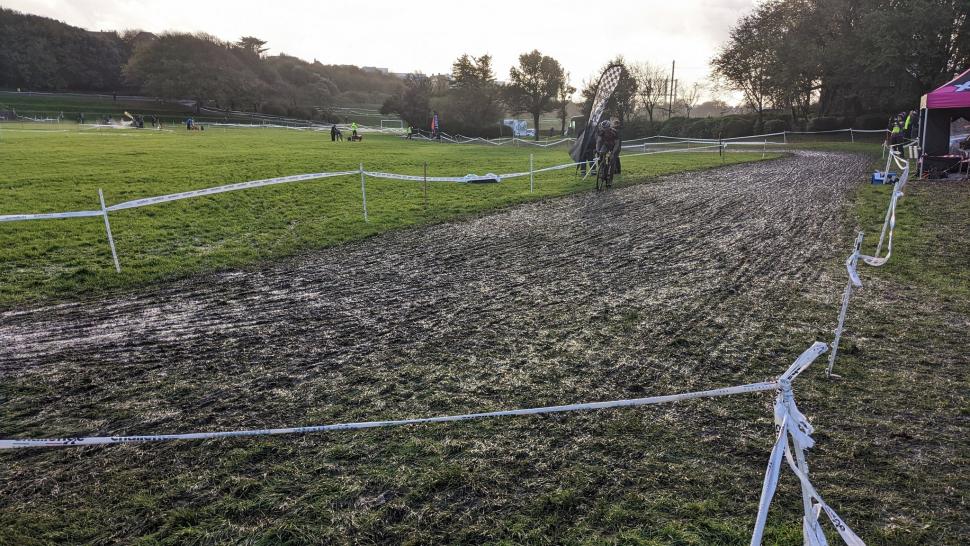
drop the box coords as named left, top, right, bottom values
left=0, top=380, right=779, bottom=449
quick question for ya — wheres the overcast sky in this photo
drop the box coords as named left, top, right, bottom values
left=6, top=0, right=755, bottom=101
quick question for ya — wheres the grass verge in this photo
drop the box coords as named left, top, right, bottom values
left=0, top=127, right=774, bottom=308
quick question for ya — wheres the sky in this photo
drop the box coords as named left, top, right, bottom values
left=6, top=0, right=756, bottom=102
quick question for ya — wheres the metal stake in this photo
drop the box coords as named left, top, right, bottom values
left=98, top=188, right=121, bottom=273
left=360, top=163, right=368, bottom=222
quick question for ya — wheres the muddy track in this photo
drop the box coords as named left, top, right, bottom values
left=0, top=151, right=868, bottom=435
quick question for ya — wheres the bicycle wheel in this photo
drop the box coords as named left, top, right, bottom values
left=596, top=160, right=607, bottom=191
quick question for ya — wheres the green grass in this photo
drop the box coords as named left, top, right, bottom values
left=0, top=126, right=773, bottom=308
left=0, top=91, right=193, bottom=119
left=854, top=159, right=970, bottom=307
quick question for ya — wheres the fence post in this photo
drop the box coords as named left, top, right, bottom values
left=360, top=163, right=368, bottom=223
left=850, top=128, right=855, bottom=143
left=783, top=131, right=788, bottom=145
left=529, top=153, right=534, bottom=193
left=423, top=161, right=428, bottom=210
left=98, top=188, right=121, bottom=273
left=762, top=138, right=767, bottom=159
left=826, top=231, right=864, bottom=378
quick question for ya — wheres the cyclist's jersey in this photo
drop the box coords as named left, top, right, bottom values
left=596, top=127, right=619, bottom=153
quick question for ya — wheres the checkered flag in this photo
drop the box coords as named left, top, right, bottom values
left=569, top=64, right=624, bottom=164
left=588, top=64, right=623, bottom=129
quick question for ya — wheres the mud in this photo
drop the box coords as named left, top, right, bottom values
left=0, top=151, right=868, bottom=436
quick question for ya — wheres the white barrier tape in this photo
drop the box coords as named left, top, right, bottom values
left=106, top=171, right=359, bottom=212
left=2, top=145, right=733, bottom=223
left=846, top=250, right=862, bottom=288
left=783, top=445, right=866, bottom=545
left=860, top=155, right=909, bottom=267
left=364, top=171, right=516, bottom=183
left=779, top=343, right=829, bottom=383
left=752, top=360, right=862, bottom=545
left=860, top=189, right=905, bottom=267
left=0, top=210, right=103, bottom=223
left=826, top=233, right=865, bottom=378
left=0, top=380, right=779, bottom=449
left=750, top=415, right=788, bottom=545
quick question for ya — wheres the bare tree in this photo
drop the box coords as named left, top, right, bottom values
left=679, top=81, right=704, bottom=118
left=631, top=62, right=668, bottom=123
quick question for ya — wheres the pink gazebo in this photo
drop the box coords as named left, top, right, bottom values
left=919, top=68, right=970, bottom=173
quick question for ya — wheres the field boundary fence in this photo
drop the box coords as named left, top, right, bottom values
left=0, top=129, right=918, bottom=545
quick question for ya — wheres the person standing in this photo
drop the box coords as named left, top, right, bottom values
left=331, top=124, right=338, bottom=142
left=351, top=121, right=358, bottom=139
left=431, top=111, right=440, bottom=141
left=406, top=125, right=413, bottom=140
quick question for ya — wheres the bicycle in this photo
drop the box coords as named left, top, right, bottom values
left=595, top=150, right=615, bottom=191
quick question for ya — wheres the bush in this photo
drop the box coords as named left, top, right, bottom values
left=807, top=116, right=841, bottom=132
left=685, top=118, right=716, bottom=139
left=763, top=119, right=788, bottom=134
left=659, top=116, right=690, bottom=137
left=718, top=116, right=753, bottom=138
left=623, top=117, right=661, bottom=139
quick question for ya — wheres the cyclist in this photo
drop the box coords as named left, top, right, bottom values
left=595, top=119, right=621, bottom=185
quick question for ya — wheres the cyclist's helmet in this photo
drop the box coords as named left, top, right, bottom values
left=598, top=120, right=612, bottom=131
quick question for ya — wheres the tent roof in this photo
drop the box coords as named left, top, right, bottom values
left=923, top=68, right=970, bottom=109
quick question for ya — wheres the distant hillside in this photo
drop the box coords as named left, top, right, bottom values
left=0, top=8, right=404, bottom=120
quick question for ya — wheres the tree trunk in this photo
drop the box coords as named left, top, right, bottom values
left=534, top=111, right=541, bottom=141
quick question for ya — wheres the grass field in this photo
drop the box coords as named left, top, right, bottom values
left=0, top=126, right=774, bottom=308
left=0, top=91, right=192, bottom=120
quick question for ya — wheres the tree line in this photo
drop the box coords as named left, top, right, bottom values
left=0, top=8, right=404, bottom=120
left=3, top=2, right=966, bottom=137
left=713, top=0, right=969, bottom=132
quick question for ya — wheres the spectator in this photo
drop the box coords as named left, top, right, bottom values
left=331, top=124, right=338, bottom=142
left=351, top=122, right=358, bottom=139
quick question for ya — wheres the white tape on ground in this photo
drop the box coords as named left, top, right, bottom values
left=106, top=171, right=359, bottom=212
left=0, top=209, right=103, bottom=222
left=0, top=380, right=779, bottom=449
